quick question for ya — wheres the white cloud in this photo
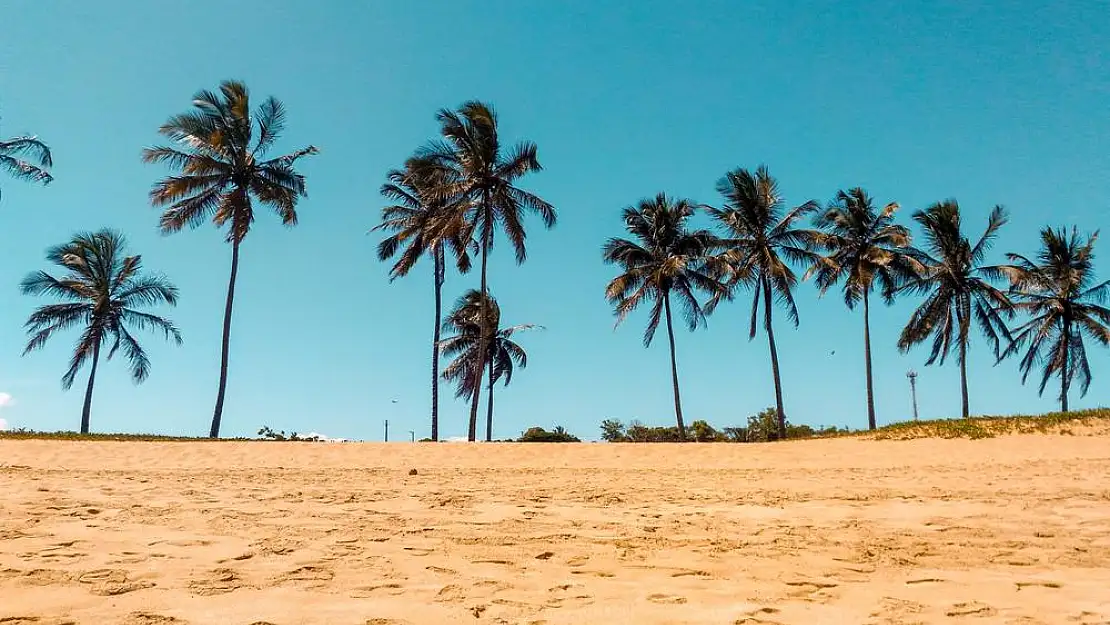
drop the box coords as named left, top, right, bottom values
left=0, top=392, right=11, bottom=430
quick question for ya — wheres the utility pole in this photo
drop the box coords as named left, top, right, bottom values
left=409, top=430, right=415, bottom=442
left=384, top=419, right=389, bottom=442
left=907, top=370, right=919, bottom=421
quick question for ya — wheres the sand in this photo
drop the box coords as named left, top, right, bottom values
left=1, top=435, right=1109, bottom=624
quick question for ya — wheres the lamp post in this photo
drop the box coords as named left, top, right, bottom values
left=907, top=370, right=919, bottom=421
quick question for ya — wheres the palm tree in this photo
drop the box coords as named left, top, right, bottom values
left=418, top=101, right=555, bottom=441
left=706, top=166, right=820, bottom=440
left=602, top=194, right=728, bottom=440
left=20, top=230, right=181, bottom=433
left=809, top=188, right=919, bottom=430
left=896, top=201, right=1013, bottom=418
left=440, top=290, right=537, bottom=442
left=143, top=80, right=317, bottom=438
left=999, top=227, right=1109, bottom=412
left=373, top=158, right=472, bottom=441
left=1, top=133, right=53, bottom=196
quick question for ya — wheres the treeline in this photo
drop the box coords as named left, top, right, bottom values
left=600, top=408, right=845, bottom=443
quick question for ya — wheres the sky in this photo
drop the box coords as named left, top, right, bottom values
left=1, top=1, right=1107, bottom=440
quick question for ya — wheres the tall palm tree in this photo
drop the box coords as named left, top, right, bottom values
left=706, top=166, right=820, bottom=440
left=603, top=194, right=728, bottom=440
left=896, top=201, right=1013, bottom=418
left=999, top=227, right=1109, bottom=412
left=809, top=188, right=919, bottom=430
left=143, top=80, right=317, bottom=438
left=20, top=230, right=181, bottom=433
left=418, top=101, right=555, bottom=441
left=1, top=133, right=53, bottom=196
left=440, top=290, right=536, bottom=442
left=373, top=158, right=472, bottom=441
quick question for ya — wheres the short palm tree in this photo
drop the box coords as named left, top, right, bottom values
left=373, top=157, right=472, bottom=441
left=706, top=166, right=820, bottom=440
left=143, top=80, right=317, bottom=438
left=896, top=201, right=1013, bottom=418
left=1, top=133, right=53, bottom=195
left=603, top=194, right=728, bottom=440
left=419, top=101, right=555, bottom=441
left=440, top=290, right=536, bottom=442
left=1000, top=227, right=1110, bottom=411
left=20, top=230, right=181, bottom=433
left=809, top=188, right=919, bottom=430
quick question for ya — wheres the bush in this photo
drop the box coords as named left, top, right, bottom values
left=517, top=425, right=580, bottom=442
left=598, top=409, right=847, bottom=443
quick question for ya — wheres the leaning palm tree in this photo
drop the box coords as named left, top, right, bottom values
left=373, top=157, right=473, bottom=441
left=603, top=194, right=728, bottom=440
left=809, top=188, right=919, bottom=430
left=896, top=201, right=1013, bottom=418
left=1, top=133, right=53, bottom=196
left=440, top=290, right=536, bottom=442
left=418, top=101, right=555, bottom=441
left=20, top=230, right=182, bottom=433
left=999, top=227, right=1109, bottom=412
left=143, top=80, right=317, bottom=438
left=706, top=166, right=821, bottom=440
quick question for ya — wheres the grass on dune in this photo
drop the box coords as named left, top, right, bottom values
left=871, top=407, right=1110, bottom=440
left=0, top=430, right=250, bottom=442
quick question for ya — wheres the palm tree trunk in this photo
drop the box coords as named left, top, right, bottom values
left=210, top=240, right=240, bottom=439
left=1060, top=319, right=1070, bottom=412
left=485, top=357, right=495, bottom=442
left=863, top=290, right=877, bottom=430
left=431, top=247, right=445, bottom=442
left=959, top=335, right=970, bottom=419
left=79, top=341, right=102, bottom=434
left=663, top=290, right=686, bottom=440
left=762, top=278, right=787, bottom=440
left=467, top=198, right=492, bottom=442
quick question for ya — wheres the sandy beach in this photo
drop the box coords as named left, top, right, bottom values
left=1, top=435, right=1109, bottom=624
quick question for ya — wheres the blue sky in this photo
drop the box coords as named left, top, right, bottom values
left=1, top=1, right=1107, bottom=439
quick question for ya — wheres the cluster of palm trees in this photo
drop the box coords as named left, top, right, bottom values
left=5, top=81, right=1108, bottom=440
left=604, top=169, right=1109, bottom=440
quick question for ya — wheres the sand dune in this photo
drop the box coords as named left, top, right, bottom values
left=1, top=435, right=1109, bottom=624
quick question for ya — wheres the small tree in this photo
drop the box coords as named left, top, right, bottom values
left=600, top=418, right=627, bottom=442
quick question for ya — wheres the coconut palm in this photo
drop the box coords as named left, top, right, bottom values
left=1, top=133, right=53, bottom=196
left=999, top=227, right=1110, bottom=411
left=418, top=101, right=555, bottom=441
left=142, top=80, right=317, bottom=438
left=20, top=230, right=181, bottom=433
left=706, top=166, right=821, bottom=440
left=603, top=194, right=728, bottom=440
left=896, top=201, right=1013, bottom=418
left=440, top=290, right=537, bottom=442
left=373, top=157, right=473, bottom=441
left=809, top=188, right=919, bottom=430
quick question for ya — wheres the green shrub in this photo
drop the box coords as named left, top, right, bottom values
left=517, top=425, right=580, bottom=442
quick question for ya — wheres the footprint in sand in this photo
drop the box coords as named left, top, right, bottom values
left=0, top=619, right=78, bottom=625
left=123, top=614, right=188, bottom=625
left=364, top=620, right=412, bottom=625
left=945, top=601, right=997, bottom=617
left=188, top=568, right=245, bottom=596
left=272, top=565, right=334, bottom=588
left=77, top=569, right=153, bottom=596
left=647, top=593, right=687, bottom=605
left=350, top=582, right=404, bottom=598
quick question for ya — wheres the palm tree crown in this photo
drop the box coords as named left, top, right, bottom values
left=707, top=166, right=820, bottom=439
left=1000, top=227, right=1110, bottom=410
left=896, top=200, right=1013, bottom=418
left=1, top=133, right=53, bottom=196
left=603, top=193, right=728, bottom=439
left=418, top=101, right=554, bottom=441
left=142, top=80, right=317, bottom=242
left=440, top=290, right=536, bottom=441
left=20, top=230, right=181, bottom=433
left=809, top=188, right=919, bottom=429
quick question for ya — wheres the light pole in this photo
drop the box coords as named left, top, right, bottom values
left=907, top=370, right=919, bottom=421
